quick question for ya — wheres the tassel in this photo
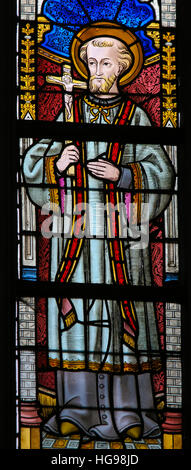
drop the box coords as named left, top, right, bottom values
left=65, top=312, right=76, bottom=328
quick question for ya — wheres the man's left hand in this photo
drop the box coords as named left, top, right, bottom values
left=87, top=159, right=120, bottom=182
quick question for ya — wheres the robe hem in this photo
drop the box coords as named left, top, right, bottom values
left=48, top=358, right=162, bottom=373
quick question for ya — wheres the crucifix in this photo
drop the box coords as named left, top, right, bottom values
left=47, top=64, right=87, bottom=120
left=46, top=64, right=87, bottom=175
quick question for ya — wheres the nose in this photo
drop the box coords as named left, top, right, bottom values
left=96, top=62, right=103, bottom=76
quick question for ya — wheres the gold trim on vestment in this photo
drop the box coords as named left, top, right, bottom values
left=49, top=358, right=162, bottom=373
left=45, top=155, right=59, bottom=205
left=128, top=163, right=143, bottom=224
left=123, top=332, right=135, bottom=349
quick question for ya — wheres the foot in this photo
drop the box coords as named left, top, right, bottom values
left=60, top=421, right=80, bottom=436
left=124, top=426, right=142, bottom=440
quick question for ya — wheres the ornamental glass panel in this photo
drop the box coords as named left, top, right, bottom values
left=12, top=0, right=185, bottom=457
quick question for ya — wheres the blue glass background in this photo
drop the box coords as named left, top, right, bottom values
left=41, top=0, right=157, bottom=58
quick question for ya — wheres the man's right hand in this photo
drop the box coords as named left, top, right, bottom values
left=56, top=145, right=79, bottom=173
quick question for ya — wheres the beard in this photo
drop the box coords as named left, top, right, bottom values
left=89, top=74, right=117, bottom=94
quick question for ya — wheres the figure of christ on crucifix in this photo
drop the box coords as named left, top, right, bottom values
left=23, top=22, right=175, bottom=441
left=47, top=64, right=87, bottom=120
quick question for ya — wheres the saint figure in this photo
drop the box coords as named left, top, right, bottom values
left=23, top=22, right=175, bottom=441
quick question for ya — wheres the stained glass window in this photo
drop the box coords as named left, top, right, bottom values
left=2, top=0, right=190, bottom=462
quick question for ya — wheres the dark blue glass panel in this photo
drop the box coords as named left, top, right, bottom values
left=116, top=0, right=154, bottom=27
left=41, top=0, right=156, bottom=59
left=165, top=274, right=179, bottom=282
left=136, top=30, right=156, bottom=56
left=42, top=0, right=154, bottom=26
left=43, top=0, right=89, bottom=24
left=42, top=25, right=77, bottom=57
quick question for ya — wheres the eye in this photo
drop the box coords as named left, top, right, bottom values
left=103, top=61, right=111, bottom=66
left=89, top=61, right=95, bottom=66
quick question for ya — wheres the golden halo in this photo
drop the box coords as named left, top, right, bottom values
left=71, top=21, right=144, bottom=86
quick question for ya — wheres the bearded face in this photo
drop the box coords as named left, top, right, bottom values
left=89, top=73, right=117, bottom=94
left=86, top=39, right=124, bottom=95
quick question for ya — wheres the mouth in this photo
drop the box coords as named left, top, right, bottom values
left=92, top=77, right=105, bottom=81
